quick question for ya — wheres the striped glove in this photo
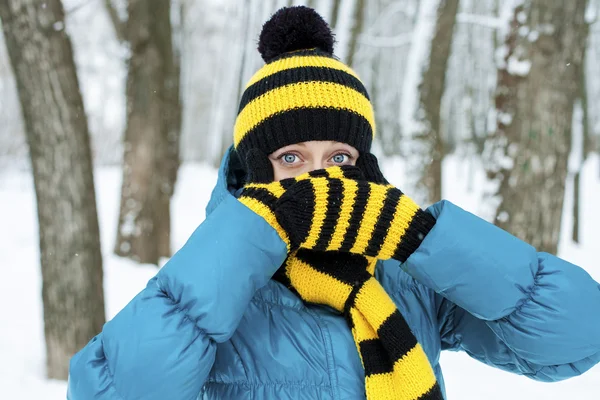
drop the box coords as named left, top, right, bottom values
left=239, top=164, right=435, bottom=262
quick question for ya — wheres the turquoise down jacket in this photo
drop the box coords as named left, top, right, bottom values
left=68, top=149, right=600, bottom=399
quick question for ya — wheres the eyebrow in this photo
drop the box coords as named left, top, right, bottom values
left=331, top=144, right=357, bottom=153
left=278, top=143, right=307, bottom=152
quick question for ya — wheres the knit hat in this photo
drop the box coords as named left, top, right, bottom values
left=233, top=6, right=375, bottom=168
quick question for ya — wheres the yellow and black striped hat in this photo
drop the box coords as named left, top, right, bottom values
left=233, top=6, right=375, bottom=165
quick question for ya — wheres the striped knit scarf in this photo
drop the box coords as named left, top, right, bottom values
left=274, top=249, right=444, bottom=400
left=238, top=165, right=443, bottom=399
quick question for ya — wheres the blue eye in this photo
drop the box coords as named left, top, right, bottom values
left=282, top=154, right=298, bottom=164
left=332, top=154, right=348, bottom=164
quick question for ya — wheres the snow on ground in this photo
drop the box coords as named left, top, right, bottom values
left=1, top=155, right=599, bottom=399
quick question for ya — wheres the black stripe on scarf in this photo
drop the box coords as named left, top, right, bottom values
left=359, top=338, right=395, bottom=376
left=239, top=187, right=279, bottom=209
left=378, top=309, right=419, bottom=363
left=364, top=187, right=402, bottom=257
left=295, top=250, right=371, bottom=286
left=313, top=178, right=344, bottom=251
left=308, top=169, right=329, bottom=178
left=339, top=181, right=371, bottom=252
left=279, top=178, right=297, bottom=190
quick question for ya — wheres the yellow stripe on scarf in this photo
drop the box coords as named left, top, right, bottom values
left=301, top=177, right=329, bottom=249
left=285, top=256, right=352, bottom=312
left=354, top=278, right=398, bottom=330
left=350, top=183, right=389, bottom=255
left=350, top=307, right=378, bottom=342
left=365, top=372, right=397, bottom=400
left=327, top=179, right=358, bottom=251
left=392, top=344, right=439, bottom=400
left=376, top=195, right=420, bottom=260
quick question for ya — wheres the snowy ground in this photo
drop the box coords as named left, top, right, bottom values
left=1, top=155, right=599, bottom=399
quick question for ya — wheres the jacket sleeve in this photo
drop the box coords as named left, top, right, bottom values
left=402, top=200, right=600, bottom=382
left=67, top=195, right=288, bottom=400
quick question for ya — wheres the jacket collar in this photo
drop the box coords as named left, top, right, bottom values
left=205, top=146, right=245, bottom=216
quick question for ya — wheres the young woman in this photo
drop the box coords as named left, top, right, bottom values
left=67, top=7, right=600, bottom=400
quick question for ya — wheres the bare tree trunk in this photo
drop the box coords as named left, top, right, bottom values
left=109, top=0, right=181, bottom=265
left=401, top=0, right=438, bottom=200
left=572, top=54, right=589, bottom=244
left=572, top=171, right=581, bottom=243
left=410, top=0, right=459, bottom=205
left=158, top=1, right=182, bottom=259
left=0, top=0, right=105, bottom=380
left=487, top=1, right=589, bottom=254
left=581, top=60, right=592, bottom=159
left=346, top=0, right=365, bottom=68
left=330, top=0, right=342, bottom=28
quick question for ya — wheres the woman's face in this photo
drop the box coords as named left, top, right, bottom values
left=269, top=141, right=359, bottom=181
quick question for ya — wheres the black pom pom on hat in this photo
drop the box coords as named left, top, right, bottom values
left=258, top=6, right=335, bottom=63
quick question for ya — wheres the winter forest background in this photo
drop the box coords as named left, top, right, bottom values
left=1, top=0, right=599, bottom=398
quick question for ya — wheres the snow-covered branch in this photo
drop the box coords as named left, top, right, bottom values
left=456, top=13, right=504, bottom=30
left=104, top=0, right=126, bottom=43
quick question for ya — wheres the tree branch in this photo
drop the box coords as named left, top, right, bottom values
left=456, top=13, right=504, bottom=29
left=104, top=0, right=127, bottom=43
left=65, top=0, right=94, bottom=15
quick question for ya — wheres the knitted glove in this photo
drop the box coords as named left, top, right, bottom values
left=243, top=148, right=274, bottom=184
left=355, top=152, right=388, bottom=184
left=238, top=160, right=364, bottom=251
left=274, top=166, right=435, bottom=261
left=240, top=162, right=435, bottom=261
left=236, top=149, right=287, bottom=246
